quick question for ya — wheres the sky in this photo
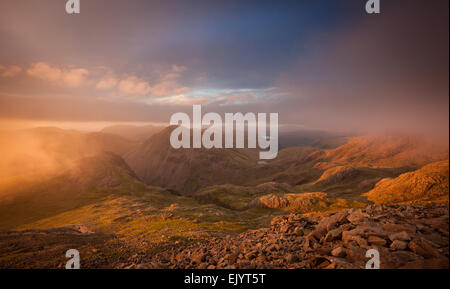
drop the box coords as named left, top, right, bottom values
left=0, top=0, right=448, bottom=137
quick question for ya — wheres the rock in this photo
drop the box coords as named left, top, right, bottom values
left=368, top=236, right=387, bottom=246
left=400, top=258, right=449, bottom=269
left=388, top=231, right=411, bottom=242
left=146, top=262, right=162, bottom=269
left=148, top=204, right=449, bottom=269
left=244, top=251, right=257, bottom=260
left=286, top=253, right=298, bottom=264
left=309, top=256, right=332, bottom=269
left=382, top=223, right=416, bottom=234
left=342, top=233, right=368, bottom=248
left=270, top=216, right=285, bottom=226
left=345, top=247, right=367, bottom=262
left=390, top=240, right=408, bottom=250
left=175, top=253, right=184, bottom=262
left=331, top=247, right=347, bottom=257
left=191, top=253, right=206, bottom=264
left=227, top=252, right=239, bottom=264
left=342, top=224, right=387, bottom=241
left=303, top=235, right=318, bottom=251
left=408, top=239, right=440, bottom=258
left=317, top=211, right=348, bottom=231
left=266, top=243, right=280, bottom=252
left=293, top=226, right=304, bottom=236
left=389, top=251, right=421, bottom=266
left=309, top=229, right=326, bottom=241
left=324, top=227, right=345, bottom=242
left=237, top=260, right=250, bottom=268
left=354, top=236, right=369, bottom=248
left=255, top=255, right=266, bottom=263
left=317, top=246, right=332, bottom=255
left=347, top=210, right=368, bottom=224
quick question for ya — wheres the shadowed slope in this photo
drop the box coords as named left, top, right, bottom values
left=125, top=126, right=264, bottom=194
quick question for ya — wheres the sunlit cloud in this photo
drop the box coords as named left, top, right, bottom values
left=26, top=62, right=89, bottom=87
left=0, top=65, right=22, bottom=77
left=95, top=65, right=190, bottom=98
left=96, top=75, right=118, bottom=90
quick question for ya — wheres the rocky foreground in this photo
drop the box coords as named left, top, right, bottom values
left=130, top=204, right=449, bottom=269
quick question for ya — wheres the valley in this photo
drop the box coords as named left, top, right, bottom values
left=0, top=125, right=448, bottom=269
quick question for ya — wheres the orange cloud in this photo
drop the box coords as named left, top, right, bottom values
left=0, top=65, right=22, bottom=77
left=96, top=65, right=189, bottom=98
left=118, top=76, right=152, bottom=96
left=27, top=62, right=88, bottom=87
left=96, top=76, right=118, bottom=90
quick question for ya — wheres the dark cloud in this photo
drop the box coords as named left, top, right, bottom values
left=277, top=0, right=449, bottom=139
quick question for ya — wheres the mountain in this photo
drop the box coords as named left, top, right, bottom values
left=19, top=127, right=137, bottom=157
left=364, top=160, right=449, bottom=204
left=265, top=134, right=448, bottom=194
left=0, top=152, right=148, bottom=229
left=124, top=126, right=267, bottom=194
left=314, top=134, right=448, bottom=170
left=277, top=127, right=348, bottom=150
left=101, top=124, right=165, bottom=142
left=125, top=128, right=449, bottom=197
left=0, top=127, right=448, bottom=269
left=0, top=127, right=137, bottom=181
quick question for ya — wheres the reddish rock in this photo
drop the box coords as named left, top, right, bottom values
left=285, top=253, right=298, bottom=264
left=347, top=210, right=368, bottom=224
left=388, top=231, right=411, bottom=242
left=368, top=235, right=387, bottom=246
left=382, top=223, right=416, bottom=234
left=331, top=247, right=347, bottom=257
left=400, top=258, right=449, bottom=269
left=317, top=211, right=348, bottom=231
left=408, top=239, right=440, bottom=258
left=346, top=247, right=367, bottom=262
left=390, top=240, right=408, bottom=250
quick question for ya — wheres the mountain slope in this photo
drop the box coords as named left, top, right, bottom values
left=315, top=134, right=448, bottom=170
left=364, top=160, right=449, bottom=204
left=124, top=126, right=266, bottom=194
left=101, top=124, right=164, bottom=142
left=0, top=127, right=137, bottom=181
left=0, top=152, right=149, bottom=229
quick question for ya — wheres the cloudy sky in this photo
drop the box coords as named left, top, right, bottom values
left=0, top=0, right=448, bottom=136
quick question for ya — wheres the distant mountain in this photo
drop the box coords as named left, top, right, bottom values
left=125, top=128, right=449, bottom=196
left=315, top=134, right=448, bottom=170
left=0, top=127, right=137, bottom=180
left=0, top=152, right=148, bottom=229
left=267, top=134, right=448, bottom=200
left=124, top=126, right=265, bottom=194
left=277, top=127, right=348, bottom=150
left=19, top=127, right=137, bottom=156
left=101, top=124, right=165, bottom=142
left=364, top=160, right=449, bottom=204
